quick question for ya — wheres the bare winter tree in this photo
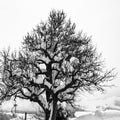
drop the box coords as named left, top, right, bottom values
left=0, top=10, right=114, bottom=120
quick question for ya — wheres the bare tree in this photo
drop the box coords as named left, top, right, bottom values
left=0, top=10, right=114, bottom=120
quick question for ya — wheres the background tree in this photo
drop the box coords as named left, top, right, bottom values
left=0, top=10, right=114, bottom=120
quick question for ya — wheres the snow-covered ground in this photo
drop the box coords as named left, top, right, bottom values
left=10, top=113, right=43, bottom=120
left=73, top=110, right=120, bottom=120
left=8, top=109, right=120, bottom=120
left=1, top=96, right=120, bottom=120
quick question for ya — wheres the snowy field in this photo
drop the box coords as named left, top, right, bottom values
left=73, top=110, right=120, bottom=120
left=1, top=109, right=120, bottom=120
left=9, top=110, right=120, bottom=120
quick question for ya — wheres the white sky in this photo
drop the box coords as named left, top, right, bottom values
left=0, top=0, right=120, bottom=109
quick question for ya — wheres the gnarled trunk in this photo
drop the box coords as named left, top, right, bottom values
left=45, top=109, right=50, bottom=120
left=45, top=100, right=58, bottom=120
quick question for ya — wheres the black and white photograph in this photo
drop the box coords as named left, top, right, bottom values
left=0, top=0, right=120, bottom=120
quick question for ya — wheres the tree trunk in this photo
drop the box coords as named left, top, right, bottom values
left=49, top=100, right=57, bottom=120
left=45, top=100, right=58, bottom=120
left=45, top=109, right=50, bottom=120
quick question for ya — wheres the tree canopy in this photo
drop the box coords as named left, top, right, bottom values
left=0, top=10, right=114, bottom=120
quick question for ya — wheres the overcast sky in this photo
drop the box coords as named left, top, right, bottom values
left=0, top=0, right=120, bottom=109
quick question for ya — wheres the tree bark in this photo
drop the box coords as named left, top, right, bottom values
left=49, top=100, right=57, bottom=120
left=45, top=109, right=50, bottom=120
left=45, top=99, right=58, bottom=120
